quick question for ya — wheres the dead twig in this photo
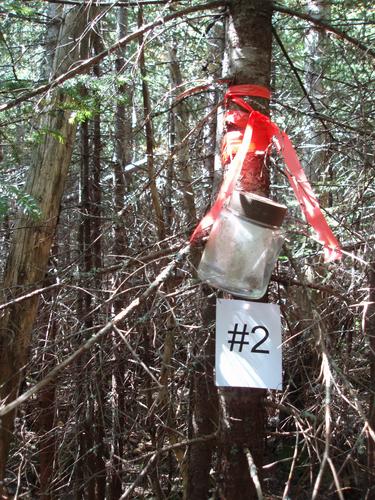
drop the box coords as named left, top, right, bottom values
left=244, top=447, right=264, bottom=500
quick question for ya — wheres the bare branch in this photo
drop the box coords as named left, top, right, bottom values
left=120, top=453, right=158, bottom=499
left=0, top=243, right=184, bottom=315
left=244, top=447, right=264, bottom=500
left=272, top=27, right=335, bottom=141
left=0, top=243, right=191, bottom=417
left=273, top=3, right=375, bottom=59
left=0, top=283, right=64, bottom=312
left=113, top=324, right=163, bottom=388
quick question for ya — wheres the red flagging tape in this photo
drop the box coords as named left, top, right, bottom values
left=191, top=84, right=342, bottom=262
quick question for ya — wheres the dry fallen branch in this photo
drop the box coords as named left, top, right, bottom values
left=120, top=453, right=158, bottom=500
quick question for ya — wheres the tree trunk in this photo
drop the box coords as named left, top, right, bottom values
left=38, top=317, right=58, bottom=500
left=40, top=3, right=63, bottom=81
left=168, top=43, right=197, bottom=230
left=287, top=0, right=331, bottom=416
left=0, top=3, right=97, bottom=490
left=186, top=292, right=218, bottom=500
left=109, top=9, right=133, bottom=498
left=218, top=1, right=272, bottom=498
left=304, top=0, right=332, bottom=195
left=74, top=109, right=94, bottom=500
left=185, top=19, right=224, bottom=498
left=92, top=34, right=107, bottom=500
left=366, top=263, right=375, bottom=499
left=92, top=35, right=103, bottom=271
left=138, top=7, right=165, bottom=242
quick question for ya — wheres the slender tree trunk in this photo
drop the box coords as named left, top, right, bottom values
left=0, top=5, right=96, bottom=489
left=168, top=43, right=197, bottom=229
left=287, top=0, right=331, bottom=415
left=74, top=116, right=96, bottom=500
left=75, top=70, right=107, bottom=498
left=92, top=36, right=103, bottom=271
left=140, top=318, right=165, bottom=500
left=109, top=9, right=133, bottom=498
left=366, top=263, right=375, bottom=499
left=73, top=125, right=86, bottom=500
left=113, top=5, right=133, bottom=241
left=218, top=1, right=272, bottom=498
left=186, top=292, right=218, bottom=500
left=92, top=35, right=107, bottom=500
left=304, top=0, right=332, bottom=197
left=38, top=316, right=58, bottom=500
left=40, top=3, right=62, bottom=81
left=138, top=7, right=166, bottom=242
left=185, top=20, right=224, bottom=499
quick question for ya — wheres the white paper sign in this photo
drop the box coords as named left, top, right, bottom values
left=216, top=298, right=282, bottom=390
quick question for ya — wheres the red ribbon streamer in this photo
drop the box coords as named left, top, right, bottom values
left=191, top=84, right=342, bottom=262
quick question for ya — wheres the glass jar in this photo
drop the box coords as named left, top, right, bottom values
left=197, top=190, right=287, bottom=299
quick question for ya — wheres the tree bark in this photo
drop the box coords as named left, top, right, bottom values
left=110, top=9, right=133, bottom=498
left=37, top=317, right=58, bottom=500
left=92, top=34, right=103, bottom=271
left=169, top=43, right=197, bottom=229
left=286, top=0, right=331, bottom=415
left=304, top=0, right=332, bottom=202
left=186, top=293, right=218, bottom=500
left=0, top=4, right=97, bottom=491
left=74, top=100, right=95, bottom=500
left=185, top=19, right=224, bottom=498
left=366, top=263, right=375, bottom=499
left=138, top=7, right=166, bottom=242
left=92, top=35, right=107, bottom=500
left=218, top=1, right=272, bottom=498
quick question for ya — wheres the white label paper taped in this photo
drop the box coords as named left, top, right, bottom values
left=215, top=298, right=282, bottom=390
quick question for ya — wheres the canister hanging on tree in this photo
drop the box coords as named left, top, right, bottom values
left=190, top=84, right=341, bottom=298
left=198, top=190, right=287, bottom=299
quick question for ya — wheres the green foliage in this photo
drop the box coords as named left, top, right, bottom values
left=60, top=78, right=108, bottom=123
left=0, top=183, right=41, bottom=220
left=2, top=0, right=37, bottom=17
left=32, top=127, right=66, bottom=144
left=0, top=79, right=33, bottom=91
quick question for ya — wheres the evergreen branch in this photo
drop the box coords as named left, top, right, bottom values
left=273, top=3, right=375, bottom=59
left=0, top=1, right=226, bottom=112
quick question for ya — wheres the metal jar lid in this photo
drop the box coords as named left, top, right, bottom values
left=229, top=190, right=287, bottom=228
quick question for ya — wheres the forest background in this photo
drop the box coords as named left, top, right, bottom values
left=0, top=0, right=374, bottom=498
